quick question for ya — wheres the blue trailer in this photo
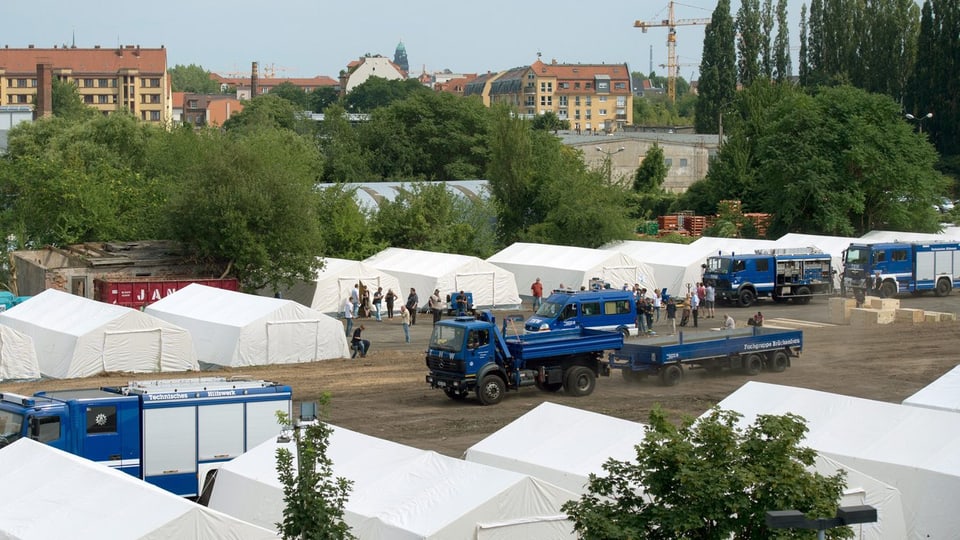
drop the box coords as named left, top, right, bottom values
left=0, top=377, right=292, bottom=497
left=608, top=327, right=802, bottom=386
left=425, top=311, right=623, bottom=405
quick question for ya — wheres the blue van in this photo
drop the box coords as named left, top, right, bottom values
left=524, top=289, right=638, bottom=337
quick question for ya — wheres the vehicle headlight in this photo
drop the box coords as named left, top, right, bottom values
left=539, top=324, right=549, bottom=331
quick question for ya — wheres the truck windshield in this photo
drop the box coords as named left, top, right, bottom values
left=845, top=248, right=867, bottom=265
left=706, top=257, right=730, bottom=273
left=536, top=301, right=563, bottom=318
left=0, top=409, right=24, bottom=448
left=429, top=325, right=465, bottom=353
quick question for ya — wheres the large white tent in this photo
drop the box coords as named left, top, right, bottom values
left=487, top=243, right=657, bottom=300
left=270, top=257, right=401, bottom=315
left=465, top=401, right=644, bottom=494
left=688, top=236, right=779, bottom=257
left=145, top=284, right=349, bottom=367
left=208, top=425, right=576, bottom=539
left=0, top=289, right=198, bottom=379
left=0, top=324, right=40, bottom=381
left=365, top=248, right=521, bottom=310
left=0, top=439, right=278, bottom=540
left=603, top=240, right=711, bottom=298
left=717, top=381, right=960, bottom=539
left=902, top=363, right=960, bottom=412
left=858, top=229, right=960, bottom=243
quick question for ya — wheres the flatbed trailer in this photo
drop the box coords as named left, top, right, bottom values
left=608, top=327, right=802, bottom=386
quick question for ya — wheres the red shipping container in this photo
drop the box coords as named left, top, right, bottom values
left=93, top=278, right=240, bottom=309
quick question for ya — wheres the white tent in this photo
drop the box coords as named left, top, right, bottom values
left=271, top=257, right=401, bottom=315
left=0, top=439, right=278, bottom=540
left=858, top=229, right=960, bottom=243
left=0, top=289, right=198, bottom=379
left=145, top=284, right=349, bottom=367
left=209, top=425, right=576, bottom=539
left=487, top=243, right=657, bottom=300
left=688, top=236, right=779, bottom=257
left=902, top=363, right=960, bottom=412
left=717, top=381, right=960, bottom=539
left=602, top=240, right=712, bottom=298
left=0, top=324, right=40, bottom=381
left=811, top=454, right=908, bottom=540
left=365, top=248, right=521, bottom=310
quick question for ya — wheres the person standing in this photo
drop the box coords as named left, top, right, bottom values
left=350, top=284, right=360, bottom=318
left=400, top=306, right=411, bottom=343
left=652, top=289, right=662, bottom=324
left=360, top=288, right=371, bottom=318
left=385, top=288, right=397, bottom=319
left=342, top=297, right=355, bottom=337
left=531, top=278, right=543, bottom=311
left=666, top=297, right=677, bottom=335
left=406, top=288, right=419, bottom=325
left=690, top=290, right=700, bottom=328
left=455, top=290, right=468, bottom=316
left=705, top=282, right=716, bottom=318
left=429, top=289, right=443, bottom=324
left=373, top=287, right=384, bottom=321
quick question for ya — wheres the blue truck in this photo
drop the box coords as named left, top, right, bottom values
left=702, top=251, right=834, bottom=307
left=524, top=289, right=639, bottom=337
left=425, top=311, right=624, bottom=405
left=842, top=241, right=960, bottom=298
left=608, top=327, right=803, bottom=386
left=0, top=377, right=291, bottom=497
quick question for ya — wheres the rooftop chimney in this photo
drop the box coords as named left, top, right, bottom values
left=34, top=63, right=54, bottom=120
left=251, top=61, right=259, bottom=98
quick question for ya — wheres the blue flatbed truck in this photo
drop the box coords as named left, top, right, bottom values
left=425, top=311, right=624, bottom=405
left=608, top=327, right=802, bottom=386
left=0, top=377, right=292, bottom=497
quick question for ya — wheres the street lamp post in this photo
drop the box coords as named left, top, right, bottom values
left=766, top=505, right=878, bottom=540
left=905, top=112, right=933, bottom=134
left=596, top=146, right=625, bottom=184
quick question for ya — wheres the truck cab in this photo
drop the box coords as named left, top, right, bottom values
left=524, top=289, right=637, bottom=337
left=704, top=252, right=833, bottom=307
left=843, top=241, right=960, bottom=297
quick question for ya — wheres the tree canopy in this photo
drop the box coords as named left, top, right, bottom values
left=168, top=64, right=221, bottom=93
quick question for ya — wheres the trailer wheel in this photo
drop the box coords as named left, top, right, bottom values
left=444, top=387, right=469, bottom=401
left=535, top=380, right=563, bottom=392
left=659, top=364, right=683, bottom=386
left=793, top=286, right=812, bottom=304
left=936, top=278, right=952, bottom=297
left=738, top=289, right=755, bottom=308
left=564, top=366, right=596, bottom=397
left=621, top=369, right=647, bottom=383
left=477, top=375, right=506, bottom=405
left=881, top=280, right=898, bottom=299
left=769, top=351, right=788, bottom=373
left=743, top=354, right=763, bottom=376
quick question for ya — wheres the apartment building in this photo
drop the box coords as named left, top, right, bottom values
left=0, top=45, right=170, bottom=124
left=473, top=59, right=633, bottom=133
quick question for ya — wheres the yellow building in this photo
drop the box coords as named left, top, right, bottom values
left=470, top=59, right=633, bottom=132
left=0, top=45, right=170, bottom=124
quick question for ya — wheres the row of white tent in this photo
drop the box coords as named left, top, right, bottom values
left=0, top=285, right=350, bottom=380
left=283, top=229, right=960, bottom=316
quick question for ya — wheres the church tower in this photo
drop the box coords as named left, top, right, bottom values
left=393, top=40, right=409, bottom=74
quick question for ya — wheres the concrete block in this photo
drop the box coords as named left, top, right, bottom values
left=829, top=297, right=857, bottom=324
left=867, top=297, right=900, bottom=310
left=895, top=308, right=925, bottom=323
left=877, top=309, right=896, bottom=324
left=939, top=312, right=957, bottom=322
left=924, top=312, right=941, bottom=323
left=850, top=308, right=880, bottom=328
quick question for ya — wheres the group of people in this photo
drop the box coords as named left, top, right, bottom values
left=342, top=284, right=420, bottom=356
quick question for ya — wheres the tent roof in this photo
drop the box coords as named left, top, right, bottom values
left=146, top=283, right=303, bottom=328
left=0, top=439, right=277, bottom=540
left=688, top=236, right=779, bottom=256
left=602, top=240, right=712, bottom=295
left=366, top=248, right=494, bottom=280
left=0, top=288, right=137, bottom=337
left=858, top=229, right=960, bottom=243
left=776, top=233, right=856, bottom=259
left=903, top=363, right=960, bottom=412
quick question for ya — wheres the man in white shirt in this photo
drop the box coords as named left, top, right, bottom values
left=723, top=313, right=735, bottom=330
left=343, top=297, right=355, bottom=337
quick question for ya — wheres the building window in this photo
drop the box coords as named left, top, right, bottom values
left=539, top=81, right=553, bottom=93
left=559, top=95, right=568, bottom=106
left=615, top=82, right=626, bottom=90
left=599, top=109, right=607, bottom=115
left=150, top=110, right=161, bottom=121
left=187, top=99, right=198, bottom=108
left=575, top=96, right=581, bottom=106
left=665, top=158, right=673, bottom=167
left=585, top=97, right=592, bottom=106
left=84, top=79, right=93, bottom=88
left=527, top=73, right=535, bottom=80
left=680, top=158, right=688, bottom=167
left=560, top=82, right=569, bottom=89
left=599, top=96, right=607, bottom=102
left=585, top=82, right=593, bottom=89
left=98, top=95, right=110, bottom=104
left=540, top=95, right=552, bottom=106
left=83, top=95, right=94, bottom=104
left=597, top=81, right=609, bottom=91
left=17, top=79, right=28, bottom=88
left=574, top=82, right=580, bottom=89
left=98, top=79, right=109, bottom=88
left=617, top=96, right=626, bottom=107
left=575, top=111, right=580, bottom=120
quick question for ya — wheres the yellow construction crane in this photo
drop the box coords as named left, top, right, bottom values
left=635, top=1, right=711, bottom=103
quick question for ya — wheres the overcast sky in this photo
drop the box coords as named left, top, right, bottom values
left=6, top=1, right=815, bottom=81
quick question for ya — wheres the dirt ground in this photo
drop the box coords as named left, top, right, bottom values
left=2, top=311, right=957, bottom=458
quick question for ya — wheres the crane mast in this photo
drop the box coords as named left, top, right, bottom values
left=634, top=1, right=711, bottom=103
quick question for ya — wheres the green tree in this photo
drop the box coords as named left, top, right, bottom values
left=222, top=94, right=310, bottom=134
left=633, top=143, right=669, bottom=192
left=316, top=183, right=381, bottom=260
left=51, top=79, right=97, bottom=121
left=696, top=0, right=737, bottom=134
left=270, top=81, right=309, bottom=110
left=275, top=395, right=354, bottom=540
left=168, top=64, right=220, bottom=93
left=563, top=407, right=849, bottom=540
left=532, top=111, right=570, bottom=132
left=773, top=0, right=793, bottom=81
left=798, top=3, right=811, bottom=86
left=736, top=0, right=763, bottom=86
left=308, top=87, right=340, bottom=113
left=344, top=77, right=429, bottom=113
left=318, top=103, right=371, bottom=183
left=485, top=105, right=543, bottom=244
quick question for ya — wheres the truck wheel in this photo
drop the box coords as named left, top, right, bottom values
left=659, top=364, right=683, bottom=386
left=881, top=280, right=898, bottom=299
left=738, top=289, right=755, bottom=308
left=535, top=380, right=563, bottom=392
left=621, top=369, right=647, bottom=383
left=619, top=327, right=631, bottom=341
left=793, top=286, right=812, bottom=304
left=443, top=387, right=469, bottom=401
left=936, top=278, right=952, bottom=297
left=564, top=366, right=596, bottom=397
left=769, top=351, right=788, bottom=373
left=477, top=375, right=505, bottom=405
left=743, top=354, right=763, bottom=376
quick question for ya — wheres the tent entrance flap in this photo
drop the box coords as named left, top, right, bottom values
left=455, top=272, right=495, bottom=308
left=102, top=328, right=162, bottom=373
left=267, top=320, right=322, bottom=364
left=601, top=266, right=643, bottom=290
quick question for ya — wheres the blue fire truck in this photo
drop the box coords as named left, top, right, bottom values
left=0, top=377, right=291, bottom=497
left=702, top=250, right=834, bottom=307
left=843, top=241, right=960, bottom=298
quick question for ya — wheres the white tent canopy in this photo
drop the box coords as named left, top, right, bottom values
left=602, top=240, right=711, bottom=298
left=902, top=363, right=960, bottom=412
left=0, top=439, right=278, bottom=540
left=365, top=248, right=521, bottom=310
left=717, top=381, right=960, bottom=539
left=487, top=243, right=657, bottom=300
left=0, top=289, right=198, bottom=379
left=271, top=257, right=402, bottom=315
left=812, top=454, right=907, bottom=540
left=858, top=229, right=960, bottom=243
left=0, top=324, right=40, bottom=381
left=465, top=401, right=645, bottom=494
left=209, top=425, right=576, bottom=539
left=145, top=284, right=349, bottom=367
left=688, top=236, right=779, bottom=257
